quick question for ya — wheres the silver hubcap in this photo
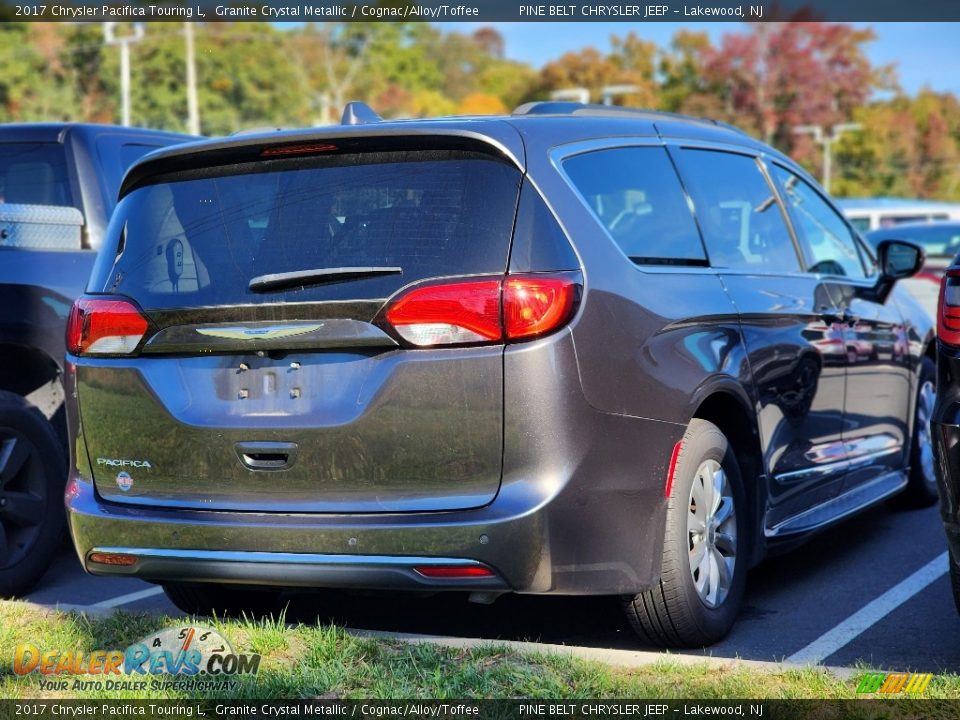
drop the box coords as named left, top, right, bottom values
left=917, top=380, right=936, bottom=486
left=688, top=459, right=737, bottom=608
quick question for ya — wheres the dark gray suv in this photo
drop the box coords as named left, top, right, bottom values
left=65, top=103, right=934, bottom=647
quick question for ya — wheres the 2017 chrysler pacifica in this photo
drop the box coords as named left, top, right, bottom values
left=65, top=102, right=935, bottom=647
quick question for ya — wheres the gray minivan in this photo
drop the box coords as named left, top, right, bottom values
left=65, top=103, right=934, bottom=647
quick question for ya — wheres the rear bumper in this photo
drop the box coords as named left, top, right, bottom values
left=84, top=547, right=508, bottom=591
left=66, top=333, right=681, bottom=596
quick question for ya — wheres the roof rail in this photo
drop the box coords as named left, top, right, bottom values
left=341, top=101, right=383, bottom=126
left=511, top=101, right=748, bottom=135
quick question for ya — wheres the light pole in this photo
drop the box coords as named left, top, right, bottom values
left=793, top=123, right=862, bottom=194
left=103, top=22, right=145, bottom=127
left=184, top=22, right=200, bottom=135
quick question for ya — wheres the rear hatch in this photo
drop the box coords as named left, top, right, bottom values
left=75, top=137, right=524, bottom=513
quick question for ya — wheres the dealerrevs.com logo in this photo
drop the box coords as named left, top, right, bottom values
left=13, top=626, right=260, bottom=692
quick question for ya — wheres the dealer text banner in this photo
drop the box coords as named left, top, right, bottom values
left=2, top=0, right=959, bottom=22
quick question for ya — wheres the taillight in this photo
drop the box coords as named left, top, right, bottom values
left=940, top=270, right=960, bottom=348
left=381, top=273, right=580, bottom=347
left=504, top=276, right=579, bottom=340
left=385, top=279, right=502, bottom=346
left=66, top=296, right=149, bottom=356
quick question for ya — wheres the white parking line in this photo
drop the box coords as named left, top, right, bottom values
left=787, top=550, right=949, bottom=666
left=90, top=586, right=165, bottom=609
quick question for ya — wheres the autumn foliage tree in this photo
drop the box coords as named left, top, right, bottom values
left=1, top=21, right=959, bottom=199
left=695, top=23, right=892, bottom=151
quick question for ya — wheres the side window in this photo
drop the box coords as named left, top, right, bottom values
left=671, top=148, right=800, bottom=274
left=562, top=146, right=706, bottom=265
left=770, top=165, right=867, bottom=279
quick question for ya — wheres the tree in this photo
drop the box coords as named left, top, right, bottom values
left=538, top=33, right=658, bottom=107
left=698, top=23, right=893, bottom=154
left=457, top=93, right=508, bottom=115
left=658, top=30, right=712, bottom=114
left=833, top=91, right=960, bottom=200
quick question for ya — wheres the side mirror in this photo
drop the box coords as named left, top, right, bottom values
left=865, top=239, right=925, bottom=304
left=877, top=239, right=924, bottom=280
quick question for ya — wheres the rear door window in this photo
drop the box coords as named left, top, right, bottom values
left=562, top=146, right=706, bottom=265
left=96, top=150, right=521, bottom=308
left=671, top=149, right=800, bottom=274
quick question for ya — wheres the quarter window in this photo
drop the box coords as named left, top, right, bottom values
left=562, top=146, right=707, bottom=265
left=672, top=149, right=800, bottom=274
left=771, top=165, right=867, bottom=279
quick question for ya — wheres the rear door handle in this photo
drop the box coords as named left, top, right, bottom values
left=236, top=442, right=298, bottom=471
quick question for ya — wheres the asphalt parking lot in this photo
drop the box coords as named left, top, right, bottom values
left=27, top=499, right=959, bottom=673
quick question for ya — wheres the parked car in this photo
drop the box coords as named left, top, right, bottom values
left=867, top=221, right=960, bottom=319
left=0, top=123, right=194, bottom=596
left=838, top=197, right=960, bottom=233
left=65, top=103, right=935, bottom=647
left=933, top=259, right=960, bottom=615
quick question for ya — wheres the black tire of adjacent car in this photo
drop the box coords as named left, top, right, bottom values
left=898, top=356, right=939, bottom=508
left=623, top=418, right=747, bottom=648
left=0, top=390, right=66, bottom=597
left=163, top=582, right=283, bottom=617
left=948, top=546, right=960, bottom=621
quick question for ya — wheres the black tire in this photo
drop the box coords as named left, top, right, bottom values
left=951, top=553, right=960, bottom=617
left=623, top=418, right=748, bottom=647
left=0, top=390, right=66, bottom=597
left=898, top=357, right=939, bottom=508
left=163, top=582, right=283, bottom=617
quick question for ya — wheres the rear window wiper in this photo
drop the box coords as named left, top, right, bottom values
left=249, top=266, right=402, bottom=293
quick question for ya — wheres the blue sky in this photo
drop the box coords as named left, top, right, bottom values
left=445, top=22, right=960, bottom=97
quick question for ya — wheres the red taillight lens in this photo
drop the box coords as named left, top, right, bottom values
left=385, top=279, right=503, bottom=346
left=413, top=565, right=495, bottom=579
left=503, top=276, right=579, bottom=340
left=382, top=273, right=580, bottom=348
left=940, top=270, right=960, bottom=348
left=66, top=297, right=149, bottom=356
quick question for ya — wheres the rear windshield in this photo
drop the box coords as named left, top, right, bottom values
left=0, top=142, right=73, bottom=207
left=95, top=151, right=521, bottom=308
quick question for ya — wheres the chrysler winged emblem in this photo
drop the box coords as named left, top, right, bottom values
left=196, top=323, right=323, bottom=340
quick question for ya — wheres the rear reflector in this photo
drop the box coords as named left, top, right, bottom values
left=939, top=270, right=960, bottom=347
left=381, top=273, right=581, bottom=347
left=67, top=297, right=149, bottom=356
left=414, top=565, right=495, bottom=579
left=88, top=552, right=138, bottom=567
left=665, top=440, right=683, bottom=498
